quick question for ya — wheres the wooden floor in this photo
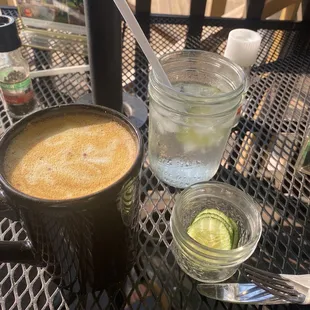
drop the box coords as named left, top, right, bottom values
left=127, top=0, right=302, bottom=20
left=150, top=0, right=191, bottom=15
left=127, top=0, right=245, bottom=16
left=0, top=0, right=301, bottom=21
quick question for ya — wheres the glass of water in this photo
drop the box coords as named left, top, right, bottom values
left=148, top=50, right=246, bottom=188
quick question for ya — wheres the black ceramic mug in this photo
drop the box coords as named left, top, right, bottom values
left=0, top=104, right=143, bottom=292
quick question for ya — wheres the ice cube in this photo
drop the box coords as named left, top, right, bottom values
left=151, top=106, right=180, bottom=133
left=183, top=142, right=200, bottom=153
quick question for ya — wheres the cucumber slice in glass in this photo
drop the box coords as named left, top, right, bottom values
left=188, top=106, right=211, bottom=114
left=228, top=218, right=239, bottom=249
left=191, top=214, right=233, bottom=246
left=187, top=216, right=232, bottom=250
left=176, top=128, right=215, bottom=147
left=193, top=209, right=232, bottom=224
left=194, top=209, right=233, bottom=234
left=192, top=212, right=231, bottom=231
left=190, top=209, right=239, bottom=249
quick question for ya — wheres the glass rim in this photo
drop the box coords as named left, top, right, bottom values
left=150, top=50, right=246, bottom=106
left=172, top=181, right=262, bottom=257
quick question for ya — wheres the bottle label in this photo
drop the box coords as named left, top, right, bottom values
left=0, top=78, right=34, bottom=105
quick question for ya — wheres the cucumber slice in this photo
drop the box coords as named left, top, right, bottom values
left=176, top=128, right=215, bottom=147
left=190, top=209, right=239, bottom=249
left=187, top=216, right=232, bottom=250
left=192, top=209, right=231, bottom=226
left=192, top=213, right=233, bottom=236
left=196, top=209, right=232, bottom=222
left=188, top=106, right=211, bottom=114
left=228, top=218, right=239, bottom=249
left=193, top=209, right=234, bottom=235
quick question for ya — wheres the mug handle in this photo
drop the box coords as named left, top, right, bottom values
left=0, top=189, right=38, bottom=265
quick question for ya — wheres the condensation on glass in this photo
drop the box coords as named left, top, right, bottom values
left=148, top=50, right=246, bottom=188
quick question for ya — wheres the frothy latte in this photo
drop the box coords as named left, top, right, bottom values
left=4, top=113, right=137, bottom=200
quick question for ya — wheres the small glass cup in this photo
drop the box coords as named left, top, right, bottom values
left=148, top=50, right=246, bottom=188
left=170, top=182, right=262, bottom=283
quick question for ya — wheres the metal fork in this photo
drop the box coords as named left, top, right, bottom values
left=198, top=265, right=310, bottom=304
left=240, top=264, right=308, bottom=304
left=197, top=282, right=288, bottom=304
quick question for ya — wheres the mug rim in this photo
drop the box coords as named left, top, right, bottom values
left=0, top=104, right=143, bottom=206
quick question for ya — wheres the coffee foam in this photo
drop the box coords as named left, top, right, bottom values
left=4, top=113, right=137, bottom=200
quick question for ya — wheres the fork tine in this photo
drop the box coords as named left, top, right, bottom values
left=238, top=286, right=273, bottom=301
left=243, top=264, right=289, bottom=284
left=241, top=264, right=305, bottom=302
left=246, top=273, right=299, bottom=296
left=240, top=291, right=274, bottom=302
left=243, top=296, right=286, bottom=304
left=197, top=283, right=288, bottom=305
left=242, top=265, right=295, bottom=291
left=242, top=264, right=282, bottom=279
left=250, top=278, right=305, bottom=304
left=246, top=274, right=299, bottom=296
left=245, top=271, right=300, bottom=296
left=247, top=290, right=274, bottom=300
left=237, top=285, right=265, bottom=297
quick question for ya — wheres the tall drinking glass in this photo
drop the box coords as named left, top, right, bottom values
left=148, top=50, right=246, bottom=188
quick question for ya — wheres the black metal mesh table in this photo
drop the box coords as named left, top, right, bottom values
left=1, top=7, right=310, bottom=310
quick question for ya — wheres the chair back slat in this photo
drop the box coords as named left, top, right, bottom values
left=303, top=0, right=310, bottom=21
left=135, top=0, right=151, bottom=15
left=134, top=0, right=308, bottom=22
left=190, top=0, right=207, bottom=17
left=135, top=0, right=208, bottom=18
left=185, top=1, right=207, bottom=49
left=246, top=0, right=266, bottom=19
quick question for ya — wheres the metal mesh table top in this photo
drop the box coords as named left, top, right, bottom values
left=1, top=7, right=310, bottom=310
